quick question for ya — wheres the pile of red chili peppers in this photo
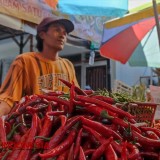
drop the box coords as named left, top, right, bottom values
left=0, top=79, right=160, bottom=160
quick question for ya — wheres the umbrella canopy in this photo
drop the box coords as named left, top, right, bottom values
left=100, top=0, right=160, bottom=67
left=58, top=0, right=128, bottom=17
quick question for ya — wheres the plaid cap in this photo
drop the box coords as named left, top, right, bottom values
left=37, top=17, right=74, bottom=34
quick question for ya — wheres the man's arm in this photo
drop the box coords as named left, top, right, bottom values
left=0, top=101, right=11, bottom=116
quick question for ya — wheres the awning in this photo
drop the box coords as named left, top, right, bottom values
left=0, top=0, right=54, bottom=24
left=0, top=13, right=36, bottom=36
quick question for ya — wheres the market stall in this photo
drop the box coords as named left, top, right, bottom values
left=0, top=79, right=160, bottom=159
left=0, top=1, right=160, bottom=160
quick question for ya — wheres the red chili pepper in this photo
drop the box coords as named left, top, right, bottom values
left=112, top=117, right=141, bottom=134
left=130, top=124, right=142, bottom=134
left=16, top=115, right=29, bottom=132
left=89, top=133, right=101, bottom=147
left=4, top=121, right=11, bottom=135
left=35, top=114, right=54, bottom=149
left=0, top=151, right=7, bottom=160
left=84, top=149, right=95, bottom=156
left=79, top=146, right=86, bottom=160
left=59, top=104, right=65, bottom=111
left=111, top=141, right=122, bottom=155
left=140, top=151, right=159, bottom=159
left=83, top=125, right=105, bottom=144
left=141, top=145, right=155, bottom=152
left=59, top=104, right=68, bottom=115
left=104, top=144, right=118, bottom=160
left=59, top=78, right=87, bottom=95
left=136, top=156, right=143, bottom=160
left=74, top=128, right=83, bottom=160
left=39, top=128, right=77, bottom=159
left=37, top=115, right=43, bottom=135
left=8, top=95, right=30, bottom=116
left=83, top=89, right=94, bottom=95
left=13, top=133, right=21, bottom=142
left=76, top=95, right=135, bottom=119
left=45, top=90, right=64, bottom=96
left=91, top=95, right=115, bottom=104
left=7, top=118, right=15, bottom=127
left=145, top=131, right=159, bottom=140
left=91, top=136, right=113, bottom=160
left=36, top=102, right=55, bottom=112
left=56, top=149, right=69, bottom=160
left=7, top=129, right=30, bottom=159
left=7, top=101, right=20, bottom=115
left=18, top=96, right=46, bottom=114
left=1, top=149, right=12, bottom=160
left=107, top=124, right=119, bottom=132
left=17, top=113, right=38, bottom=160
left=82, top=139, right=92, bottom=151
left=47, top=111, right=65, bottom=116
left=82, top=104, right=114, bottom=119
left=132, top=130, right=160, bottom=148
left=26, top=106, right=39, bottom=113
left=81, top=116, right=122, bottom=140
left=60, top=115, right=67, bottom=126
left=48, top=116, right=81, bottom=149
left=75, top=100, right=117, bottom=118
left=128, top=118, right=137, bottom=124
left=7, top=96, right=46, bottom=121
left=26, top=104, right=47, bottom=114
left=0, top=116, right=7, bottom=144
left=67, top=142, right=74, bottom=160
left=38, top=94, right=70, bottom=108
left=17, top=123, right=28, bottom=135
left=69, top=82, right=76, bottom=114
left=126, top=142, right=140, bottom=160
left=140, top=126, right=160, bottom=137
left=121, top=141, right=128, bottom=160
left=30, top=152, right=39, bottom=160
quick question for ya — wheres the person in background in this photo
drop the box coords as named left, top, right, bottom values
left=0, top=16, right=79, bottom=116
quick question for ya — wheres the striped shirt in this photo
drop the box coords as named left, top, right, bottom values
left=0, top=52, right=79, bottom=107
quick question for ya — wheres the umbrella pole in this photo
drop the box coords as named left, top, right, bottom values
left=152, top=0, right=160, bottom=46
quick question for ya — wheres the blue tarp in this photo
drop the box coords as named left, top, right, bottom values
left=58, top=0, right=129, bottom=17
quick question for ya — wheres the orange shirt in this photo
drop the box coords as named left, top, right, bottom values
left=0, top=52, right=79, bottom=107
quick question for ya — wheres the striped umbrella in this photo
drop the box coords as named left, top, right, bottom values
left=100, top=0, right=160, bottom=67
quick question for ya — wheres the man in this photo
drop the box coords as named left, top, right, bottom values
left=0, top=16, right=79, bottom=116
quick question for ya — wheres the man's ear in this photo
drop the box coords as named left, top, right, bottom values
left=39, top=32, right=45, bottom=39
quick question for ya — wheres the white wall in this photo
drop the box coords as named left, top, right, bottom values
left=114, top=61, right=152, bottom=87
left=110, top=61, right=147, bottom=89
left=0, top=37, right=30, bottom=59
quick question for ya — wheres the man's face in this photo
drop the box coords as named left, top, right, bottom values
left=40, top=23, right=67, bottom=51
